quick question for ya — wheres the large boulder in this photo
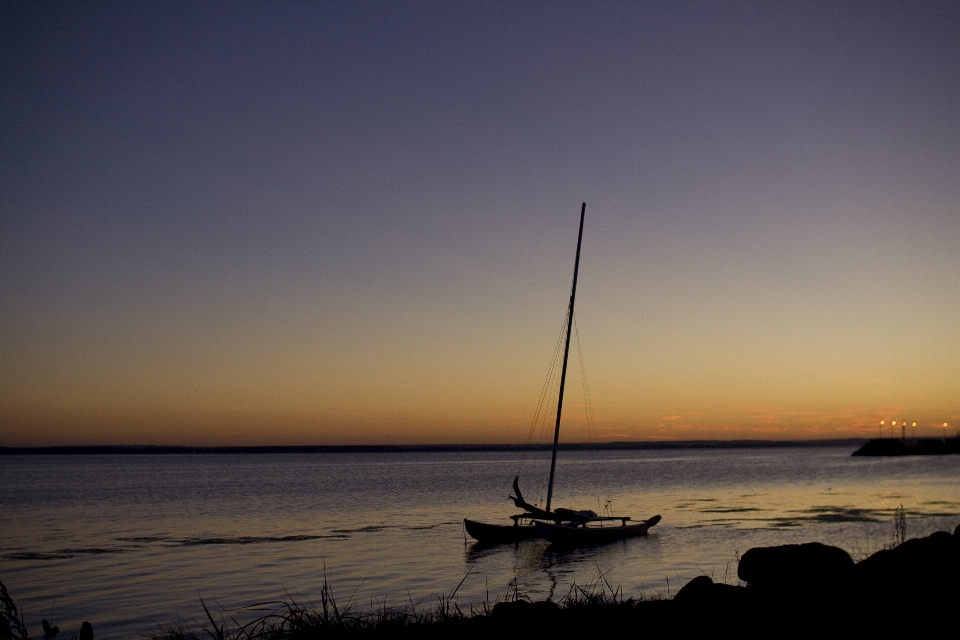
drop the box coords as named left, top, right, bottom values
left=738, top=542, right=854, bottom=588
left=848, top=529, right=960, bottom=635
left=854, top=531, right=960, bottom=600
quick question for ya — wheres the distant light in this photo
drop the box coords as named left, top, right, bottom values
left=880, top=420, right=885, bottom=425
left=892, top=421, right=897, bottom=426
left=912, top=422, right=917, bottom=427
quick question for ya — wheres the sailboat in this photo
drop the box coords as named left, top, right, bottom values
left=463, top=203, right=661, bottom=546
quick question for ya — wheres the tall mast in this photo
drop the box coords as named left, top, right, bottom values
left=545, top=202, right=585, bottom=513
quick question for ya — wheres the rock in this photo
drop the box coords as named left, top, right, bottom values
left=79, top=621, right=94, bottom=640
left=738, top=542, right=853, bottom=588
left=673, top=575, right=714, bottom=604
left=854, top=530, right=960, bottom=598
left=849, top=531, right=960, bottom=635
left=732, top=544, right=856, bottom=635
left=674, top=575, right=747, bottom=609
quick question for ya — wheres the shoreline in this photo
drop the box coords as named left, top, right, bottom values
left=0, top=438, right=867, bottom=455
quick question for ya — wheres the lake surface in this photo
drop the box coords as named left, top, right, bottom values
left=2, top=446, right=959, bottom=638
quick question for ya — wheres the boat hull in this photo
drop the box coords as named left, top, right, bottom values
left=535, top=515, right=661, bottom=546
left=464, top=518, right=541, bottom=543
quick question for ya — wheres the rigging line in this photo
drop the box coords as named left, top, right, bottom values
left=523, top=313, right=567, bottom=507
left=521, top=314, right=565, bottom=451
left=528, top=333, right=563, bottom=508
left=525, top=311, right=567, bottom=450
left=517, top=310, right=570, bottom=476
left=536, top=376, right=558, bottom=449
left=574, top=315, right=596, bottom=438
left=573, top=315, right=597, bottom=502
left=574, top=313, right=604, bottom=510
left=533, top=383, right=560, bottom=508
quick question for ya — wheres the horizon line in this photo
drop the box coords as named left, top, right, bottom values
left=0, top=438, right=876, bottom=455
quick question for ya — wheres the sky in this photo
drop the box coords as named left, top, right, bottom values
left=1, top=1, right=959, bottom=446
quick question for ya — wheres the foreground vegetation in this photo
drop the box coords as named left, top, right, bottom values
left=0, top=570, right=670, bottom=640
left=144, top=572, right=656, bottom=640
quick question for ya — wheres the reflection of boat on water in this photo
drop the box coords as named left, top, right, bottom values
left=463, top=203, right=660, bottom=547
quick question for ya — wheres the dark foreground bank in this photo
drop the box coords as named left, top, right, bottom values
left=3, top=524, right=959, bottom=639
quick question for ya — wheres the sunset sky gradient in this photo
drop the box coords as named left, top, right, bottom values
left=2, top=2, right=959, bottom=446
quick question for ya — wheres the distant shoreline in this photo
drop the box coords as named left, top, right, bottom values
left=0, top=438, right=866, bottom=455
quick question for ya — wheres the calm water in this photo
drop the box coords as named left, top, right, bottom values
left=2, top=446, right=959, bottom=638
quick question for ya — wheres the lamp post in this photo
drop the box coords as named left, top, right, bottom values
left=879, top=420, right=884, bottom=438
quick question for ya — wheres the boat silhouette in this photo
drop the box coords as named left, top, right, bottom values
left=464, top=203, right=661, bottom=546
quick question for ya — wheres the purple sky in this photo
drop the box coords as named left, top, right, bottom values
left=2, top=2, right=959, bottom=445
